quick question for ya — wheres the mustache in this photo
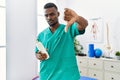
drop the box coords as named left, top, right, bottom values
left=47, top=19, right=54, bottom=22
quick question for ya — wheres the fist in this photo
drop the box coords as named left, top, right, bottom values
left=64, top=8, right=79, bottom=32
left=36, top=51, right=47, bottom=60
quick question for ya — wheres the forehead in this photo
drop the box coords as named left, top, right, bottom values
left=44, top=7, right=57, bottom=14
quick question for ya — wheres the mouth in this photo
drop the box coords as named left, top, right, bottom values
left=48, top=20, right=54, bottom=24
left=48, top=20, right=53, bottom=22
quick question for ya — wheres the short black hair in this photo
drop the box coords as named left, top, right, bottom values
left=44, top=2, right=58, bottom=10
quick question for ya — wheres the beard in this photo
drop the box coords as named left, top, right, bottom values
left=49, top=21, right=58, bottom=27
left=48, top=19, right=58, bottom=27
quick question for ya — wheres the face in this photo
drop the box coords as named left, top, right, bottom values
left=44, top=7, right=59, bottom=27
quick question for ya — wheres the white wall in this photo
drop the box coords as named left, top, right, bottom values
left=6, top=0, right=38, bottom=80
left=57, top=0, right=120, bottom=57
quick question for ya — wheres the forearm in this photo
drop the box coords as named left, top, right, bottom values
left=76, top=16, right=88, bottom=31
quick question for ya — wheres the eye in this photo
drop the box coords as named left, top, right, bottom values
left=49, top=13, right=55, bottom=16
left=44, top=14, right=48, bottom=17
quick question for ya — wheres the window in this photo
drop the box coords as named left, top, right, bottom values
left=0, top=0, right=6, bottom=80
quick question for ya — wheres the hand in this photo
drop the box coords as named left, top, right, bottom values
left=36, top=51, right=47, bottom=60
left=64, top=8, right=79, bottom=32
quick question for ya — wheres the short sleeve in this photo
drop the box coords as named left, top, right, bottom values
left=34, top=33, right=42, bottom=54
left=69, top=22, right=85, bottom=38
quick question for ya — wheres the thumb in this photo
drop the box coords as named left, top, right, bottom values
left=64, top=18, right=75, bottom=32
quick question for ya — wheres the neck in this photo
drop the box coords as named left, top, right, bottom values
left=50, top=23, right=60, bottom=33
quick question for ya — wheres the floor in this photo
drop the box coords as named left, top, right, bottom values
left=32, top=76, right=97, bottom=80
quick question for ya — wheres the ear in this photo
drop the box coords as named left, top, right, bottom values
left=57, top=12, right=60, bottom=17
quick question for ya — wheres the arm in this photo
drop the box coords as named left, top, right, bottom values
left=76, top=16, right=88, bottom=31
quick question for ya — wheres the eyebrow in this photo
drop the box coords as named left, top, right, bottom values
left=45, top=12, right=55, bottom=16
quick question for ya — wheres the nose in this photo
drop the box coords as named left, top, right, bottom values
left=47, top=15, right=51, bottom=20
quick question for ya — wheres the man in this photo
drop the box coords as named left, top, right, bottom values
left=35, top=2, right=88, bottom=80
